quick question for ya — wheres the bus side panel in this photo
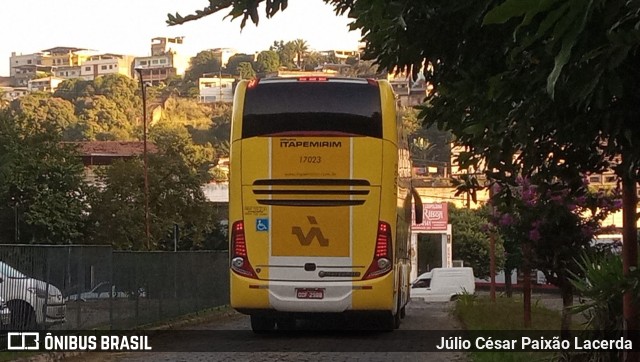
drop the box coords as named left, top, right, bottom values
left=230, top=82, right=271, bottom=310
left=230, top=138, right=273, bottom=310
left=350, top=139, right=398, bottom=311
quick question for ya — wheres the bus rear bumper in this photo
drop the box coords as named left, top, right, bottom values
left=231, top=275, right=394, bottom=314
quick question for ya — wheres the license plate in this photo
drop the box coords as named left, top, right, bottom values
left=296, top=288, right=324, bottom=299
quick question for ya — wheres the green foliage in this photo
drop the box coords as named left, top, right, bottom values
left=291, top=38, right=309, bottom=69
left=87, top=127, right=219, bottom=250
left=150, top=122, right=215, bottom=182
left=269, top=40, right=297, bottom=69
left=185, top=50, right=223, bottom=83
left=75, top=95, right=134, bottom=140
left=9, top=93, right=78, bottom=135
left=448, top=204, right=505, bottom=278
left=0, top=111, right=89, bottom=245
left=225, top=54, right=255, bottom=76
left=237, top=62, right=256, bottom=79
left=254, top=50, right=280, bottom=73
left=52, top=74, right=142, bottom=140
left=161, top=97, right=213, bottom=129
left=566, top=252, right=638, bottom=361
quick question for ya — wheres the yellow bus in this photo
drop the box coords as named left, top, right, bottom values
left=229, top=76, right=423, bottom=332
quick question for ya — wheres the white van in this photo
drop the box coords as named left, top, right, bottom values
left=411, top=267, right=475, bottom=302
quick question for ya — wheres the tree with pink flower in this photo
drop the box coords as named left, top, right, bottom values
left=492, top=176, right=622, bottom=334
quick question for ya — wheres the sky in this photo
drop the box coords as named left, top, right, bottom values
left=0, top=0, right=363, bottom=76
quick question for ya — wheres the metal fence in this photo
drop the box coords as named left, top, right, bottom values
left=0, top=245, right=229, bottom=331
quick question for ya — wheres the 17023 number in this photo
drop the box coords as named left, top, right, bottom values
left=300, top=156, right=322, bottom=163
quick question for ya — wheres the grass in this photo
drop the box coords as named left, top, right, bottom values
left=454, top=294, right=566, bottom=362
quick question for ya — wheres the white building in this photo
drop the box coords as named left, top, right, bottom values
left=27, top=76, right=65, bottom=92
left=198, top=76, right=235, bottom=103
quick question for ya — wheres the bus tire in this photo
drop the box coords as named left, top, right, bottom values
left=393, top=298, right=401, bottom=329
left=378, top=312, right=395, bottom=332
left=251, top=315, right=276, bottom=334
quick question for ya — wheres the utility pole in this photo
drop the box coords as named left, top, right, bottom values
left=134, top=67, right=151, bottom=251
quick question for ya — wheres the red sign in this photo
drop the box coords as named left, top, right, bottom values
left=412, top=202, right=448, bottom=231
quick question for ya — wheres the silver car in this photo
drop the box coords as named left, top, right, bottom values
left=0, top=261, right=65, bottom=329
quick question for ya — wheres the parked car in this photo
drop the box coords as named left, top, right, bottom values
left=0, top=261, right=65, bottom=329
left=0, top=296, right=11, bottom=329
left=411, top=267, right=476, bottom=302
left=66, top=282, right=146, bottom=302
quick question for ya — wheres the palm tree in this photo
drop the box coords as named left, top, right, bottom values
left=291, top=39, right=309, bottom=69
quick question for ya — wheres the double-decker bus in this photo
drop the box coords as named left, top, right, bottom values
left=228, top=76, right=423, bottom=332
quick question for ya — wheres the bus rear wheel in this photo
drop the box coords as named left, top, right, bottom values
left=251, top=315, right=276, bottom=334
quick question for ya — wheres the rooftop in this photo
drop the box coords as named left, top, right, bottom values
left=67, top=141, right=158, bottom=157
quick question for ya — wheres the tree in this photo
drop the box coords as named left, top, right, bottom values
left=493, top=178, right=621, bottom=333
left=448, top=205, right=505, bottom=279
left=237, top=62, right=256, bottom=79
left=269, top=40, right=297, bottom=69
left=87, top=124, right=220, bottom=250
left=9, top=93, right=78, bottom=135
left=224, top=54, right=255, bottom=76
left=291, top=38, right=309, bottom=69
left=254, top=50, right=280, bottom=73
left=0, top=110, right=89, bottom=245
left=185, top=50, right=223, bottom=82
left=75, top=95, right=134, bottom=140
left=167, top=0, right=640, bottom=347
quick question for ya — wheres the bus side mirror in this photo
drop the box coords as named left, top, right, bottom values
left=412, top=187, right=423, bottom=224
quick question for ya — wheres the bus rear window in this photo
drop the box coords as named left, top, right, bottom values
left=242, top=81, right=382, bottom=138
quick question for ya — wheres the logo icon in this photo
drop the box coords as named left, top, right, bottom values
left=292, top=216, right=329, bottom=246
left=256, top=218, right=269, bottom=232
left=7, top=332, right=40, bottom=350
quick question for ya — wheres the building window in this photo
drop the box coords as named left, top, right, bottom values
left=101, top=65, right=107, bottom=70
left=159, top=59, right=166, bottom=64
left=140, top=60, right=147, bottom=65
left=152, top=60, right=159, bottom=64
left=27, top=60, right=32, bottom=64
left=85, top=67, right=91, bottom=71
left=109, top=65, right=113, bottom=69
left=589, top=175, right=602, bottom=183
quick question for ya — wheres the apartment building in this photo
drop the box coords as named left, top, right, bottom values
left=27, top=76, right=65, bottom=92
left=80, top=54, right=135, bottom=80
left=134, top=37, right=189, bottom=85
left=9, top=47, right=94, bottom=87
left=9, top=52, right=52, bottom=77
left=42, top=47, right=95, bottom=67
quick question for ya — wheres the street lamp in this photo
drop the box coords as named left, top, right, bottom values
left=134, top=67, right=151, bottom=250
left=11, top=197, right=19, bottom=243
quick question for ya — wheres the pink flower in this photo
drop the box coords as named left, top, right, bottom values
left=529, top=229, right=541, bottom=241
left=613, top=199, right=623, bottom=209
left=499, top=213, right=514, bottom=226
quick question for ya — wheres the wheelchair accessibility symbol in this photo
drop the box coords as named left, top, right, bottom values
left=256, top=218, right=269, bottom=232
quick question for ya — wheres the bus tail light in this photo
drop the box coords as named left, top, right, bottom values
left=230, top=221, right=258, bottom=279
left=363, top=221, right=393, bottom=280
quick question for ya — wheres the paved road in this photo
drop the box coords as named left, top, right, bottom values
left=65, top=299, right=469, bottom=362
